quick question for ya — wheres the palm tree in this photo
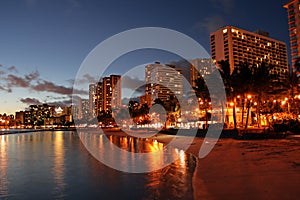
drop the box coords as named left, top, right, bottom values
left=217, top=60, right=237, bottom=129
left=248, top=62, right=277, bottom=128
left=281, top=71, right=299, bottom=113
left=232, top=62, right=254, bottom=128
left=193, top=74, right=212, bottom=128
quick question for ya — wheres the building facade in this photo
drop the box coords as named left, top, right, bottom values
left=284, top=0, right=300, bottom=73
left=145, top=62, right=183, bottom=104
left=210, top=26, right=289, bottom=81
left=94, top=81, right=103, bottom=116
left=92, top=75, right=121, bottom=116
left=89, top=84, right=96, bottom=117
left=190, top=58, right=213, bottom=88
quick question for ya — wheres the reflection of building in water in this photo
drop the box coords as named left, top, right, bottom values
left=52, top=132, right=66, bottom=195
left=145, top=62, right=183, bottom=104
left=0, top=136, right=9, bottom=196
left=145, top=147, right=195, bottom=200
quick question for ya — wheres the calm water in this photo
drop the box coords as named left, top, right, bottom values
left=0, top=131, right=196, bottom=200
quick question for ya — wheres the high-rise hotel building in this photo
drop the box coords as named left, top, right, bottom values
left=89, top=84, right=96, bottom=117
left=145, top=62, right=183, bottom=104
left=90, top=75, right=121, bottom=116
left=190, top=58, right=213, bottom=88
left=284, top=0, right=300, bottom=73
left=210, top=26, right=289, bottom=81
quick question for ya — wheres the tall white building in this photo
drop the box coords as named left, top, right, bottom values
left=145, top=62, right=183, bottom=104
left=210, top=26, right=289, bottom=82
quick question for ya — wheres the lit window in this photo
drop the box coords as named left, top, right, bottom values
left=223, top=29, right=228, bottom=34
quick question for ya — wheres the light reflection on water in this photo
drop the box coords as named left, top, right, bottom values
left=0, top=136, right=9, bottom=198
left=52, top=132, right=66, bottom=199
left=0, top=131, right=196, bottom=199
left=79, top=132, right=182, bottom=173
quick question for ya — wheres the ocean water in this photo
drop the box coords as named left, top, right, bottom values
left=0, top=131, right=196, bottom=200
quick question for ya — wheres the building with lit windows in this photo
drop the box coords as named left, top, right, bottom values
left=94, top=81, right=103, bottom=116
left=145, top=62, right=183, bottom=104
left=190, top=58, right=213, bottom=88
left=210, top=26, right=289, bottom=81
left=106, top=75, right=122, bottom=111
left=81, top=99, right=89, bottom=120
left=89, top=84, right=96, bottom=117
left=92, top=75, right=121, bottom=116
left=284, top=0, right=300, bottom=74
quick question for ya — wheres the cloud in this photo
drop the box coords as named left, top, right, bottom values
left=66, top=79, right=75, bottom=85
left=31, top=80, right=88, bottom=95
left=20, top=97, right=73, bottom=108
left=4, top=70, right=40, bottom=89
left=0, top=65, right=88, bottom=109
left=209, top=0, right=235, bottom=14
left=122, top=75, right=145, bottom=93
left=7, top=66, right=18, bottom=73
left=47, top=99, right=73, bottom=107
left=5, top=74, right=31, bottom=88
left=83, top=74, right=97, bottom=83
left=1, top=67, right=87, bottom=96
left=194, top=15, right=225, bottom=34
left=0, top=85, right=10, bottom=92
left=45, top=95, right=69, bottom=100
left=25, top=70, right=39, bottom=81
left=20, top=97, right=41, bottom=105
left=193, top=0, right=235, bottom=34
left=70, top=74, right=98, bottom=85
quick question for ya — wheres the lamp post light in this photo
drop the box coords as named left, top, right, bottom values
left=244, top=94, right=253, bottom=129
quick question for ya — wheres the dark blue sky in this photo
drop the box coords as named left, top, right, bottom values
left=0, top=0, right=291, bottom=113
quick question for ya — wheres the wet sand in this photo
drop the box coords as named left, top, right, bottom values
left=152, top=134, right=300, bottom=199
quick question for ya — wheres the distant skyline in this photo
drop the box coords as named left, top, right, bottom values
left=0, top=0, right=291, bottom=114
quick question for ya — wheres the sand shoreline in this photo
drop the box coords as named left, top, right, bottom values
left=98, top=130, right=298, bottom=199
left=102, top=130, right=300, bottom=199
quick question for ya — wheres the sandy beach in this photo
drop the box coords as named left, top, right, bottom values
left=150, top=134, right=300, bottom=199
left=102, top=129, right=300, bottom=199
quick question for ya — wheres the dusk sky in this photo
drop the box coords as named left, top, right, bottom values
left=0, top=0, right=291, bottom=114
